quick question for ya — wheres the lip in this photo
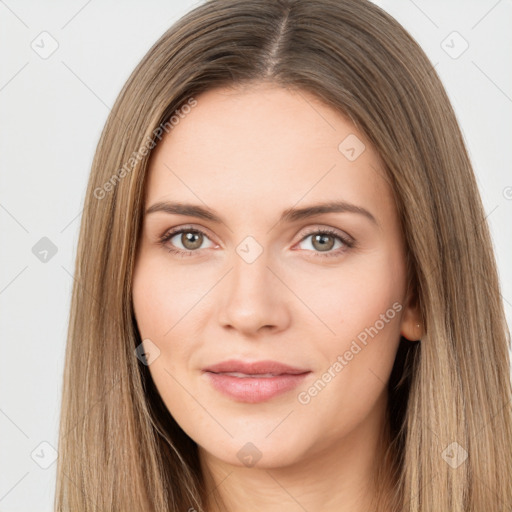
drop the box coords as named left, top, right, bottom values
left=203, top=359, right=310, bottom=375
left=202, top=359, right=311, bottom=403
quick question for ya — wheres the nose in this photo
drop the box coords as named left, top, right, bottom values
left=217, top=249, right=291, bottom=336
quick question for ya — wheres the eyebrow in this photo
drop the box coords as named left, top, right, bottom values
left=145, top=200, right=378, bottom=226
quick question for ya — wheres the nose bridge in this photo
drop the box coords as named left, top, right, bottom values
left=231, top=244, right=272, bottom=298
left=217, top=239, right=289, bottom=334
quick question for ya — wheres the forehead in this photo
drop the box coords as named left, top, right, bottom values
left=144, top=84, right=394, bottom=227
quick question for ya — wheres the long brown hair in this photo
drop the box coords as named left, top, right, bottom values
left=55, top=0, right=512, bottom=510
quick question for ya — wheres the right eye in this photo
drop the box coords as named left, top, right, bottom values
left=159, top=226, right=216, bottom=256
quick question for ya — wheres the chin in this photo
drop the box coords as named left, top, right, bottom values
left=199, top=433, right=310, bottom=470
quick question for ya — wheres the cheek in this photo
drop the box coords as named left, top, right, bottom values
left=298, top=249, right=405, bottom=398
left=131, top=256, right=200, bottom=417
left=132, top=252, right=214, bottom=381
left=132, top=252, right=205, bottom=339
left=290, top=260, right=404, bottom=441
left=301, top=250, right=405, bottom=343
left=132, top=262, right=166, bottom=339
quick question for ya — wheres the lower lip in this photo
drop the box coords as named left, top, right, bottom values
left=204, top=371, right=310, bottom=403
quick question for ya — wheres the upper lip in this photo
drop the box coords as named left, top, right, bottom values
left=203, top=359, right=310, bottom=376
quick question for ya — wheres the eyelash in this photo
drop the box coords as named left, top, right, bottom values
left=158, top=226, right=355, bottom=259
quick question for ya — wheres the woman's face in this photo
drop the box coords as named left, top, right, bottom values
left=132, top=83, right=420, bottom=470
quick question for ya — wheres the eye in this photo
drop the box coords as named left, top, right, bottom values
left=295, top=228, right=355, bottom=258
left=158, top=226, right=215, bottom=257
left=158, top=225, right=355, bottom=259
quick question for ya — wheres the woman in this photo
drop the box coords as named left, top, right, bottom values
left=55, top=0, right=512, bottom=511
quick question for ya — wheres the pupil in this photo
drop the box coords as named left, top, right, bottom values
left=183, top=231, right=202, bottom=249
left=314, top=234, right=334, bottom=251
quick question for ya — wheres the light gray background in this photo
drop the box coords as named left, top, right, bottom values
left=1, top=1, right=511, bottom=510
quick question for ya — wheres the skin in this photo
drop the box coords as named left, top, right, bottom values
left=132, top=82, right=422, bottom=512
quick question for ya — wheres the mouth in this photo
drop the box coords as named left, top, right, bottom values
left=202, top=359, right=311, bottom=403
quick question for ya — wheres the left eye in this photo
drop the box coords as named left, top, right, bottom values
left=295, top=229, right=354, bottom=257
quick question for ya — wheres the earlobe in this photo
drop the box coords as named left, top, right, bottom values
left=399, top=298, right=423, bottom=342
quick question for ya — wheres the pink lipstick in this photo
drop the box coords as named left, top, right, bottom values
left=202, top=359, right=311, bottom=403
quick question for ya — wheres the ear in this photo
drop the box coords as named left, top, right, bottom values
left=399, top=287, right=422, bottom=341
